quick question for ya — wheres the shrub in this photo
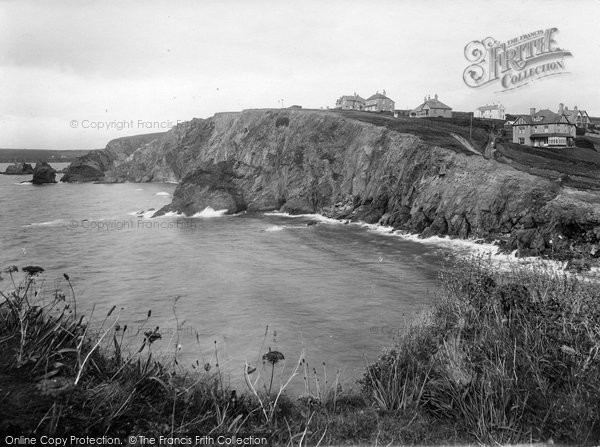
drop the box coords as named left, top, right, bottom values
left=575, top=137, right=596, bottom=149
left=275, top=117, right=289, bottom=128
left=361, top=258, right=600, bottom=444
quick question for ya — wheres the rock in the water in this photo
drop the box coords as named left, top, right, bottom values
left=153, top=161, right=246, bottom=216
left=32, top=162, right=57, bottom=184
left=3, top=162, right=34, bottom=175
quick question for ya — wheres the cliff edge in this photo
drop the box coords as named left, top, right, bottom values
left=78, top=109, right=600, bottom=262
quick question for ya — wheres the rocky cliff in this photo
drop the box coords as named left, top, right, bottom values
left=61, top=132, right=165, bottom=182
left=92, top=109, right=600, bottom=262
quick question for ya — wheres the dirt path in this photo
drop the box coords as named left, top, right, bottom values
left=450, top=132, right=482, bottom=156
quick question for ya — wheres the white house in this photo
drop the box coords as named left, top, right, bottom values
left=475, top=103, right=505, bottom=120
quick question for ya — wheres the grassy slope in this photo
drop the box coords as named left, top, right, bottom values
left=332, top=109, right=600, bottom=190
left=495, top=141, right=600, bottom=190
left=333, top=110, right=491, bottom=156
left=2, top=263, right=599, bottom=445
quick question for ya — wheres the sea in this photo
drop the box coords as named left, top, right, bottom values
left=0, top=162, right=516, bottom=393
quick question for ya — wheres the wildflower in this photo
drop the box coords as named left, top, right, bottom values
left=22, top=266, right=44, bottom=276
left=204, top=362, right=211, bottom=372
left=144, top=327, right=162, bottom=344
left=263, top=347, right=284, bottom=365
left=63, top=273, right=70, bottom=281
left=4, top=265, right=18, bottom=273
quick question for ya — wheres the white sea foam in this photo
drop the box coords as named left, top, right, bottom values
left=265, top=225, right=284, bottom=232
left=26, top=219, right=68, bottom=227
left=135, top=188, right=144, bottom=191
left=155, top=191, right=171, bottom=196
left=191, top=207, right=228, bottom=218
left=266, top=210, right=599, bottom=278
left=128, top=210, right=157, bottom=218
left=15, top=182, right=32, bottom=185
left=264, top=211, right=342, bottom=225
left=378, top=228, right=599, bottom=278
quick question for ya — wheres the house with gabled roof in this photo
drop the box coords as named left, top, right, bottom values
left=475, top=103, right=505, bottom=120
left=512, top=108, right=576, bottom=148
left=410, top=94, right=452, bottom=118
left=335, top=93, right=366, bottom=110
left=558, top=103, right=591, bottom=129
left=364, top=90, right=395, bottom=112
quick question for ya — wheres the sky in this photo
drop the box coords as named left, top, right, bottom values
left=1, top=0, right=599, bottom=149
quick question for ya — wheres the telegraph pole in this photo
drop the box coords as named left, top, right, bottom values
left=470, top=112, right=473, bottom=140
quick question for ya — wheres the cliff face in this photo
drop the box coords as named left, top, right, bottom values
left=61, top=133, right=165, bottom=182
left=100, top=109, right=600, bottom=260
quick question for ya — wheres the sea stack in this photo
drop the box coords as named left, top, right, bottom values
left=3, top=162, right=34, bottom=175
left=32, top=162, right=57, bottom=184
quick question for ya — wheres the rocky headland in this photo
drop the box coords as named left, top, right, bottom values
left=64, top=109, right=600, bottom=264
left=60, top=132, right=165, bottom=182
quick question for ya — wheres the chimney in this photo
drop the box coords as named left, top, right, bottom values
left=574, top=105, right=578, bottom=111
left=434, top=93, right=438, bottom=100
left=530, top=107, right=536, bottom=116
left=383, top=89, right=386, bottom=96
left=558, top=103, right=564, bottom=114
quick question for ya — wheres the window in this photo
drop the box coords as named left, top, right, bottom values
left=544, top=125, right=548, bottom=133
left=519, top=138, right=525, bottom=144
left=518, top=127, right=525, bottom=134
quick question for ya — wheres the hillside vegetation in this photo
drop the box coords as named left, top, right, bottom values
left=2, top=262, right=599, bottom=444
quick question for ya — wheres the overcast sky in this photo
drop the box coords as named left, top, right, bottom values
left=1, top=0, right=599, bottom=149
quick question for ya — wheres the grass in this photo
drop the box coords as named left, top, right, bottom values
left=494, top=140, right=600, bottom=189
left=334, top=110, right=491, bottom=156
left=333, top=109, right=600, bottom=191
left=361, top=257, right=600, bottom=444
left=2, top=261, right=599, bottom=445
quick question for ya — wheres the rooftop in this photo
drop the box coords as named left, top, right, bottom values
left=477, top=104, right=503, bottom=112
left=366, top=92, right=392, bottom=101
left=412, top=95, right=452, bottom=112
left=340, top=95, right=365, bottom=102
left=514, top=109, right=574, bottom=126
